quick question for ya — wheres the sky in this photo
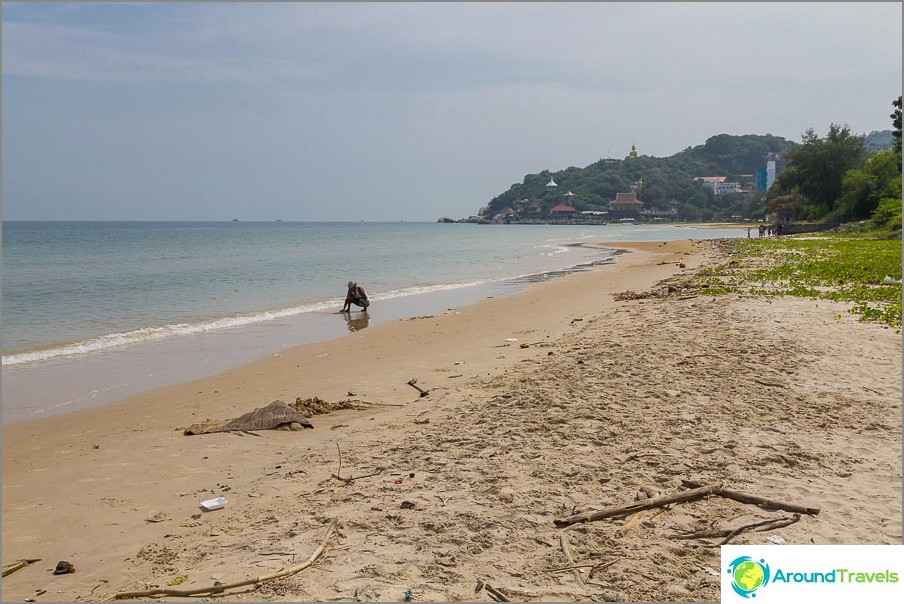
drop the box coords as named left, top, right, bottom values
left=1, top=2, right=901, bottom=222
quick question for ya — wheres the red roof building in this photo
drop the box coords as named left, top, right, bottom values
left=549, top=204, right=578, bottom=214
left=609, top=193, right=644, bottom=212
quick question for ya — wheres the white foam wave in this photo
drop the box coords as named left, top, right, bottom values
left=2, top=280, right=494, bottom=366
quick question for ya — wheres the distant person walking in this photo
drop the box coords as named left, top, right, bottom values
left=341, top=281, right=370, bottom=312
left=747, top=227, right=751, bottom=238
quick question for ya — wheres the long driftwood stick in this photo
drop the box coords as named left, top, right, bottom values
left=554, top=485, right=720, bottom=528
left=681, top=480, right=822, bottom=516
left=554, top=484, right=819, bottom=528
left=105, top=518, right=338, bottom=601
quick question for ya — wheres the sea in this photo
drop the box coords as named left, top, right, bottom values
left=1, top=221, right=745, bottom=424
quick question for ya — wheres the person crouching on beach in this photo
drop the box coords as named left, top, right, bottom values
left=342, top=281, right=370, bottom=312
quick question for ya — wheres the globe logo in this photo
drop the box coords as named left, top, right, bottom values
left=726, top=556, right=771, bottom=598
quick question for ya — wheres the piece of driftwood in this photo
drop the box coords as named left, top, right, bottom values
left=559, top=533, right=585, bottom=586
left=554, top=485, right=721, bottom=528
left=407, top=378, right=429, bottom=397
left=483, top=582, right=511, bottom=602
left=184, top=400, right=313, bottom=435
left=681, top=480, right=822, bottom=516
left=331, top=443, right=383, bottom=484
left=2, top=558, right=41, bottom=577
left=674, top=514, right=801, bottom=542
left=104, top=518, right=337, bottom=600
left=698, top=514, right=801, bottom=547
left=554, top=484, right=819, bottom=528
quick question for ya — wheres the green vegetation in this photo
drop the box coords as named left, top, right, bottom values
left=483, top=134, right=797, bottom=220
left=767, top=97, right=902, bottom=230
left=480, top=97, right=900, bottom=234
left=690, top=235, right=902, bottom=328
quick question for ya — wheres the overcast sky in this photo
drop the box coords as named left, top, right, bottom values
left=2, top=2, right=901, bottom=221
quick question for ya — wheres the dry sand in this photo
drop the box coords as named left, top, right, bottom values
left=2, top=239, right=901, bottom=603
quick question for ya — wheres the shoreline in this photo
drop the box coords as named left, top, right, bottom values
left=0, top=243, right=619, bottom=425
left=2, top=238, right=899, bottom=603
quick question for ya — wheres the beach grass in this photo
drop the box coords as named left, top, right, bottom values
left=690, top=234, right=903, bottom=329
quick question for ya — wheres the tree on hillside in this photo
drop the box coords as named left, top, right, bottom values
left=838, top=150, right=901, bottom=220
left=892, top=96, right=902, bottom=159
left=770, top=124, right=866, bottom=221
left=869, top=97, right=903, bottom=231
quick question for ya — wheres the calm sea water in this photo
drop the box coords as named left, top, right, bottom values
left=2, top=221, right=743, bottom=423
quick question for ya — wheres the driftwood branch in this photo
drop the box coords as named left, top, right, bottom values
left=554, top=484, right=819, bottom=528
left=331, top=445, right=382, bottom=484
left=559, top=533, right=585, bottom=586
left=699, top=514, right=801, bottom=547
left=105, top=518, right=337, bottom=600
left=483, top=582, right=511, bottom=602
left=407, top=378, right=429, bottom=397
left=554, top=485, right=720, bottom=528
left=681, top=480, right=822, bottom=516
left=2, top=558, right=41, bottom=577
left=674, top=514, right=800, bottom=542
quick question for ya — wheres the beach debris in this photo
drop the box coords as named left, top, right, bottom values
left=504, top=338, right=518, bottom=343
left=519, top=343, right=530, bottom=348
left=107, top=518, right=337, bottom=601
left=184, top=400, right=313, bottom=435
left=882, top=276, right=901, bottom=285
left=404, top=588, right=413, bottom=601
left=2, top=558, right=41, bottom=577
left=559, top=533, right=585, bottom=587
left=674, top=514, right=801, bottom=547
left=166, top=575, right=188, bottom=586
left=768, top=535, right=787, bottom=545
left=400, top=500, right=416, bottom=509
left=199, top=497, right=228, bottom=512
left=414, top=411, right=430, bottom=425
left=53, top=561, right=75, bottom=575
left=482, top=582, right=511, bottom=602
left=332, top=443, right=384, bottom=484
left=553, top=483, right=820, bottom=528
left=635, top=486, right=662, bottom=501
left=294, top=396, right=370, bottom=415
left=146, top=509, right=168, bottom=522
left=407, top=378, right=429, bottom=397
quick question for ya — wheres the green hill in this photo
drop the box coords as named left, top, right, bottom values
left=480, top=133, right=799, bottom=222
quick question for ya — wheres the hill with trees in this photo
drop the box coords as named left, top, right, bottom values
left=474, top=127, right=896, bottom=224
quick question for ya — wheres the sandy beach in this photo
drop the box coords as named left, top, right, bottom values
left=2, top=239, right=901, bottom=603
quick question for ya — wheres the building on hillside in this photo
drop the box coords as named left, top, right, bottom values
left=755, top=169, right=768, bottom=191
left=640, top=206, right=678, bottom=220
left=546, top=177, right=558, bottom=191
left=766, top=160, right=777, bottom=189
left=694, top=176, right=742, bottom=195
left=549, top=204, right=578, bottom=217
left=608, top=192, right=644, bottom=219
